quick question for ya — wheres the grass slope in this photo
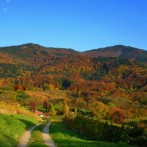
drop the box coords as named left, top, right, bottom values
left=50, top=122, right=129, bottom=147
left=0, top=114, right=38, bottom=147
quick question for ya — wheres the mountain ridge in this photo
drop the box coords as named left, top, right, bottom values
left=0, top=43, right=147, bottom=64
left=82, top=45, right=147, bottom=62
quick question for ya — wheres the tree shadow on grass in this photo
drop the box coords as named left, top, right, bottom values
left=18, top=118, right=37, bottom=129
left=49, top=122, right=90, bottom=140
left=49, top=138, right=128, bottom=147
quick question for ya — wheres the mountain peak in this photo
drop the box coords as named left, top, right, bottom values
left=82, top=45, right=147, bottom=63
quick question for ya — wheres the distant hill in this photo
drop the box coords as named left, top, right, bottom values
left=0, top=43, right=78, bottom=66
left=83, top=45, right=147, bottom=63
left=0, top=43, right=147, bottom=78
left=0, top=44, right=147, bottom=65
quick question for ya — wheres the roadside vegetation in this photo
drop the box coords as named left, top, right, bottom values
left=0, top=101, right=41, bottom=147
left=0, top=114, right=38, bottom=147
left=0, top=101, right=40, bottom=119
left=50, top=122, right=129, bottom=147
left=63, top=114, right=147, bottom=146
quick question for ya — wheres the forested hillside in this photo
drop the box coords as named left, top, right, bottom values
left=0, top=43, right=147, bottom=118
left=83, top=45, right=147, bottom=63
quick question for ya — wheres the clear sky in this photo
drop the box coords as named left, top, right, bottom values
left=0, top=0, right=147, bottom=51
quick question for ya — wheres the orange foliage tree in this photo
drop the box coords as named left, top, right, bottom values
left=106, top=107, right=125, bottom=124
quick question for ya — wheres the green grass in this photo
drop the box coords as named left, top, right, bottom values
left=50, top=122, right=130, bottom=147
left=47, top=115, right=64, bottom=122
left=0, top=114, right=38, bottom=147
left=36, top=105, right=46, bottom=112
left=28, top=122, right=48, bottom=147
left=54, top=104, right=61, bottom=110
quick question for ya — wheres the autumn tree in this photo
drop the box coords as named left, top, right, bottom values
left=28, top=101, right=37, bottom=112
left=76, top=98, right=87, bottom=109
left=43, top=100, right=50, bottom=112
left=89, top=101, right=109, bottom=119
left=70, top=85, right=81, bottom=114
left=106, top=107, right=125, bottom=124
left=62, top=101, right=70, bottom=115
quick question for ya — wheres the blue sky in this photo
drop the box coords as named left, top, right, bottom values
left=0, top=0, right=147, bottom=51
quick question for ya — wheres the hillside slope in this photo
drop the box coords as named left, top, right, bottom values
left=1, top=44, right=147, bottom=66
left=0, top=101, right=40, bottom=147
left=83, top=45, right=147, bottom=63
left=0, top=43, right=78, bottom=66
left=0, top=43, right=147, bottom=118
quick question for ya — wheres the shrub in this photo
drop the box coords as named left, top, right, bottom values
left=63, top=114, right=123, bottom=142
left=63, top=113, right=147, bottom=146
left=121, top=121, right=147, bottom=146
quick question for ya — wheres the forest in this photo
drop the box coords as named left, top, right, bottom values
left=0, top=43, right=147, bottom=146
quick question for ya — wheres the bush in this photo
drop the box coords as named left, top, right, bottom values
left=63, top=114, right=123, bottom=142
left=121, top=121, right=147, bottom=146
left=63, top=114, right=147, bottom=146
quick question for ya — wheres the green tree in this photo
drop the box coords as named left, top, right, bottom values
left=59, top=78, right=71, bottom=89
left=108, top=102, right=116, bottom=108
left=49, top=103, right=56, bottom=116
